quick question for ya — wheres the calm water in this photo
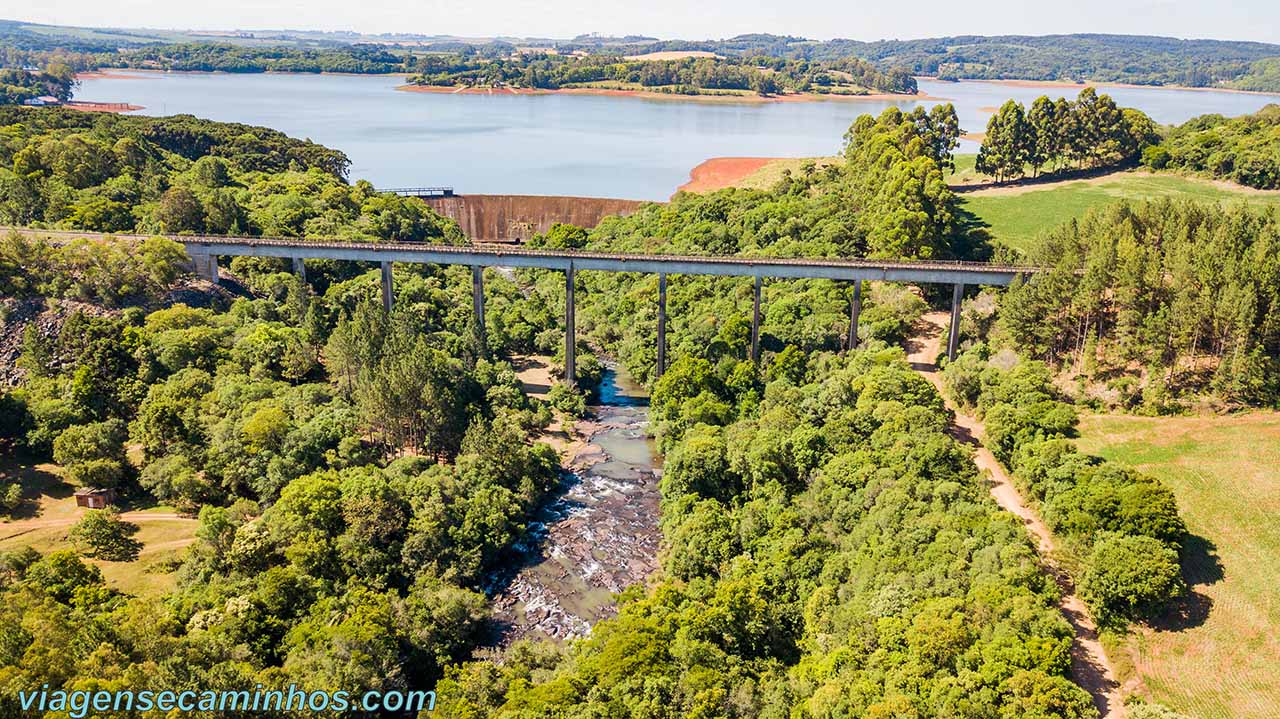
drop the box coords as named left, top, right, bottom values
left=76, top=72, right=1280, bottom=200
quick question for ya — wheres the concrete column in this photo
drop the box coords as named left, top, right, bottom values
left=947, top=282, right=964, bottom=362
left=750, top=275, right=762, bottom=363
left=206, top=254, right=220, bottom=284
left=190, top=253, right=211, bottom=281
left=380, top=261, right=394, bottom=313
left=847, top=279, right=863, bottom=351
left=656, top=273, right=667, bottom=379
left=472, top=265, right=486, bottom=352
left=291, top=257, right=306, bottom=283
left=564, top=264, right=576, bottom=386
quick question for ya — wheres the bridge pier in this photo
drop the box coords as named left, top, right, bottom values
left=292, top=257, right=306, bottom=283
left=656, top=273, right=667, bottom=379
left=751, top=276, right=762, bottom=363
left=947, top=283, right=964, bottom=362
left=472, top=266, right=486, bottom=354
left=847, top=279, right=862, bottom=351
left=191, top=253, right=219, bottom=283
left=564, top=264, right=576, bottom=386
left=380, top=262, right=394, bottom=312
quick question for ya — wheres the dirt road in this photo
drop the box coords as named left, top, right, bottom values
left=905, top=311, right=1125, bottom=719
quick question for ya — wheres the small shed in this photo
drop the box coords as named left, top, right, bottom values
left=23, top=96, right=61, bottom=107
left=74, top=487, right=116, bottom=509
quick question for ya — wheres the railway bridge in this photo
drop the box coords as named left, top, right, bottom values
left=179, top=236, right=1039, bottom=384
left=4, top=227, right=1039, bottom=385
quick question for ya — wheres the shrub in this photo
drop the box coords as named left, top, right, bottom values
left=1080, top=533, right=1184, bottom=625
left=1141, top=145, right=1171, bottom=169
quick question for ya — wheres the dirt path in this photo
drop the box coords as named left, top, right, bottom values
left=0, top=512, right=192, bottom=542
left=905, top=311, right=1125, bottom=719
left=952, top=168, right=1280, bottom=197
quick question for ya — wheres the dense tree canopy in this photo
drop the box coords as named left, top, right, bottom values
left=995, top=200, right=1280, bottom=410
left=1144, top=104, right=1280, bottom=189
left=0, top=94, right=1220, bottom=718
left=0, top=108, right=478, bottom=249
left=408, top=52, right=917, bottom=96
left=977, top=89, right=1157, bottom=182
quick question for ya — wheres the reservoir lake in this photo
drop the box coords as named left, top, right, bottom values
left=76, top=73, right=1280, bottom=201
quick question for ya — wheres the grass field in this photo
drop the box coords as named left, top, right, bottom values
left=0, top=457, right=197, bottom=598
left=1076, top=412, right=1280, bottom=719
left=732, top=156, right=842, bottom=190
left=948, top=157, right=1280, bottom=254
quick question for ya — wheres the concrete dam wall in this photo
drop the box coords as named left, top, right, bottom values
left=421, top=194, right=649, bottom=243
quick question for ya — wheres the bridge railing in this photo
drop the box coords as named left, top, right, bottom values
left=376, top=187, right=455, bottom=197
left=2, top=226, right=1045, bottom=274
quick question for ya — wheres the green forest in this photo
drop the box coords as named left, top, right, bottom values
left=406, top=53, right=916, bottom=95
left=0, top=107, right=462, bottom=242
left=0, top=66, right=76, bottom=105
left=97, top=43, right=411, bottom=74
left=990, top=200, right=1280, bottom=411
left=561, top=33, right=1280, bottom=91
left=0, top=76, right=1267, bottom=718
left=10, top=20, right=1280, bottom=96
left=1141, top=104, right=1280, bottom=189
left=970, top=94, right=1280, bottom=192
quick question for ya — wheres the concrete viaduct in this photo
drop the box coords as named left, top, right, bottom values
left=1, top=227, right=1036, bottom=384
left=174, top=235, right=1037, bottom=384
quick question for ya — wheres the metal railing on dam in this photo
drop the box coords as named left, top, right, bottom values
left=6, top=227, right=1047, bottom=382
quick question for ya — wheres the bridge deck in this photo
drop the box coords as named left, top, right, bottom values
left=183, top=236, right=1035, bottom=286
left=6, top=228, right=1039, bottom=286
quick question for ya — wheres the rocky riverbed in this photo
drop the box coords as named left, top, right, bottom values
left=487, top=367, right=661, bottom=643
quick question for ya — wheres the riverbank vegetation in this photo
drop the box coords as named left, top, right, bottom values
left=8, top=19, right=1280, bottom=91
left=0, top=227, right=577, bottom=713
left=0, top=65, right=76, bottom=105
left=0, top=83, right=1270, bottom=718
left=98, top=42, right=410, bottom=74
left=436, top=343, right=1096, bottom=717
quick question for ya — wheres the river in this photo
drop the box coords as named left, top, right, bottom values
left=487, top=365, right=661, bottom=642
left=74, top=72, right=1280, bottom=201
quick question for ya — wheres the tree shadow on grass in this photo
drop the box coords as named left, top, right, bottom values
left=951, top=201, right=996, bottom=262
left=1, top=456, right=73, bottom=520
left=1149, top=533, right=1223, bottom=632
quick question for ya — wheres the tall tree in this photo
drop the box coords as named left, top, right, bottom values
left=977, top=100, right=1031, bottom=183
left=1026, top=95, right=1061, bottom=177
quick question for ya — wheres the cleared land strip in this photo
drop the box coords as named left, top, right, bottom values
left=906, top=311, right=1125, bottom=719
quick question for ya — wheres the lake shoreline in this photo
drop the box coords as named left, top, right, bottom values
left=395, top=83, right=939, bottom=104
left=920, top=76, right=1280, bottom=98
left=678, top=157, right=779, bottom=193
left=78, top=68, right=413, bottom=80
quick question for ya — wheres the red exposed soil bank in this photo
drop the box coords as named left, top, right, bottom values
left=677, top=157, right=778, bottom=194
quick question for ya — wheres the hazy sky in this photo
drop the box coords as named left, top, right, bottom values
left=13, top=0, right=1280, bottom=43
